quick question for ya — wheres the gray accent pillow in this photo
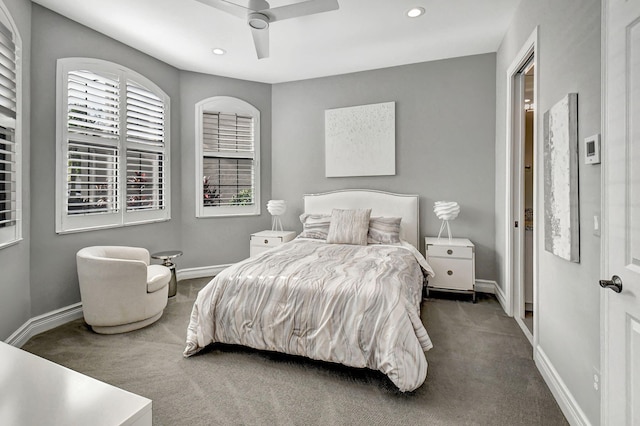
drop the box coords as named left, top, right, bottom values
left=298, top=213, right=331, bottom=240
left=368, top=216, right=402, bottom=245
left=326, top=208, right=372, bottom=245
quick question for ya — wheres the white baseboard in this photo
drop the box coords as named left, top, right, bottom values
left=535, top=346, right=591, bottom=426
left=5, top=263, right=233, bottom=347
left=493, top=281, right=509, bottom=314
left=5, top=302, right=84, bottom=348
left=515, top=316, right=533, bottom=345
left=6, top=269, right=501, bottom=348
left=474, top=280, right=510, bottom=316
left=475, top=279, right=497, bottom=294
left=176, top=264, right=232, bottom=281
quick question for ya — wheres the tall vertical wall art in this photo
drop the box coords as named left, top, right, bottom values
left=543, top=93, right=580, bottom=262
left=325, top=101, right=395, bottom=177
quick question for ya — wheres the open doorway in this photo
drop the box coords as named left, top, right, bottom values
left=521, top=61, right=535, bottom=335
left=510, top=49, right=537, bottom=344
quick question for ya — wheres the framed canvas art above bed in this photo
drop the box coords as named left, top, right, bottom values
left=324, top=102, right=396, bottom=178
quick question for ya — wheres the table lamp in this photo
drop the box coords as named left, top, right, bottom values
left=434, top=201, right=460, bottom=242
left=267, top=200, right=286, bottom=232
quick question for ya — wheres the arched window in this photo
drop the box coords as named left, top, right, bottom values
left=196, top=96, right=260, bottom=217
left=56, top=58, right=170, bottom=233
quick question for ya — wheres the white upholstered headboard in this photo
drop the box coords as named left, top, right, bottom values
left=303, top=189, right=420, bottom=248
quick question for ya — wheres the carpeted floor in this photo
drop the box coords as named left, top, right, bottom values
left=22, top=278, right=567, bottom=425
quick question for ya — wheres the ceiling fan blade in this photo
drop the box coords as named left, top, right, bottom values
left=250, top=26, right=270, bottom=59
left=194, top=0, right=249, bottom=19
left=261, top=0, right=339, bottom=22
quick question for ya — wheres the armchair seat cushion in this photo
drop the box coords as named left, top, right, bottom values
left=147, top=264, right=171, bottom=293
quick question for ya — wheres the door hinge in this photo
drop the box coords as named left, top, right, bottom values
left=515, top=221, right=519, bottom=228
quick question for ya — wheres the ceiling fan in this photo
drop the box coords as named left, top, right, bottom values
left=196, top=0, right=340, bottom=59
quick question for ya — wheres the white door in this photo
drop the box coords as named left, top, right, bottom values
left=602, top=0, right=640, bottom=424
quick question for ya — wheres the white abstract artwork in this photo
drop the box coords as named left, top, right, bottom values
left=325, top=101, right=395, bottom=177
left=544, top=93, right=580, bottom=262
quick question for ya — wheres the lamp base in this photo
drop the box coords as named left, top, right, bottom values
left=437, top=220, right=453, bottom=242
left=271, top=216, right=283, bottom=232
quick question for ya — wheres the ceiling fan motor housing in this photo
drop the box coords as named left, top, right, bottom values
left=248, top=12, right=269, bottom=30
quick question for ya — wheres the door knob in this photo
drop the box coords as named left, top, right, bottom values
left=599, top=275, right=623, bottom=293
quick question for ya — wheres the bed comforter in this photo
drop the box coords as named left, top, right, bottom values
left=184, top=238, right=435, bottom=392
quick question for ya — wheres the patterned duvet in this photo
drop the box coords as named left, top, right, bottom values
left=184, top=238, right=435, bottom=392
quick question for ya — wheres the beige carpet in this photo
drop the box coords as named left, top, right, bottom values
left=22, top=278, right=567, bottom=425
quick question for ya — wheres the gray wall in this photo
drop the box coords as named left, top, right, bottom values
left=494, top=0, right=602, bottom=423
left=0, top=4, right=273, bottom=340
left=0, top=0, right=31, bottom=340
left=26, top=4, right=272, bottom=322
left=272, top=54, right=498, bottom=280
left=178, top=71, right=272, bottom=268
left=29, top=5, right=182, bottom=317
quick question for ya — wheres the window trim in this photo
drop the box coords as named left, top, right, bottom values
left=195, top=96, right=260, bottom=218
left=0, top=2, right=22, bottom=250
left=56, top=58, right=171, bottom=234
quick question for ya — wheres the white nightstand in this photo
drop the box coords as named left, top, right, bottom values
left=424, top=237, right=476, bottom=302
left=250, top=230, right=296, bottom=257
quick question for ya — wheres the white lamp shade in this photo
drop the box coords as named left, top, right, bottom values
left=433, top=201, right=460, bottom=221
left=267, top=200, right=286, bottom=216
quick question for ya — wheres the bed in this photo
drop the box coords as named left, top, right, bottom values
left=184, top=189, right=435, bottom=392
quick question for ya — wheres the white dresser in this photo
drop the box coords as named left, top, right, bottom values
left=424, top=237, right=476, bottom=302
left=250, top=230, right=296, bottom=257
left=0, top=342, right=151, bottom=426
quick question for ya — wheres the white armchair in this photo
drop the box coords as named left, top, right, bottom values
left=76, top=246, right=171, bottom=334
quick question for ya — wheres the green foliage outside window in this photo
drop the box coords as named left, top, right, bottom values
left=230, top=189, right=253, bottom=205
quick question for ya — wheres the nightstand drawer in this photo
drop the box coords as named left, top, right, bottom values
left=428, top=245, right=473, bottom=259
left=429, top=257, right=474, bottom=291
left=251, top=236, right=285, bottom=247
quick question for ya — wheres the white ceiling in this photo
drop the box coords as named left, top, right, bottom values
left=32, top=0, right=521, bottom=84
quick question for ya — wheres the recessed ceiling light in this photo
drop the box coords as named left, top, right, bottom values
left=406, top=7, right=425, bottom=18
left=525, top=98, right=531, bottom=102
left=212, top=48, right=226, bottom=55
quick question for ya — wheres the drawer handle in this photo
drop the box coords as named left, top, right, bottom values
left=447, top=270, right=453, bottom=276
left=264, top=239, right=269, bottom=244
left=447, top=249, right=453, bottom=255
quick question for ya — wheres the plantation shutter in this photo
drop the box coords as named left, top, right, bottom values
left=65, top=70, right=120, bottom=215
left=58, top=59, right=170, bottom=233
left=0, top=21, right=16, bottom=119
left=0, top=125, right=15, bottom=228
left=202, top=112, right=255, bottom=206
left=0, top=20, right=17, bottom=232
left=125, top=81, right=165, bottom=211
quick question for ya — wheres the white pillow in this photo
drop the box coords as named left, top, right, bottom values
left=326, top=208, right=371, bottom=245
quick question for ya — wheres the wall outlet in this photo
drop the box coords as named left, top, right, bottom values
left=592, top=367, right=600, bottom=393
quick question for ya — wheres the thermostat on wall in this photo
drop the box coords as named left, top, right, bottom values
left=585, top=134, right=601, bottom=165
